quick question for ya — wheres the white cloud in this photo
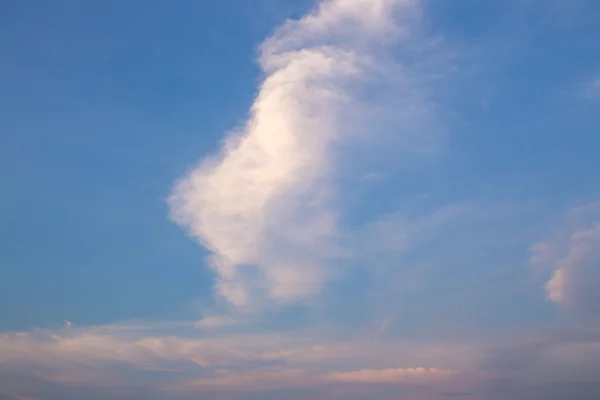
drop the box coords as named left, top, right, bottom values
left=546, top=268, right=566, bottom=304
left=530, top=203, right=600, bottom=314
left=168, top=0, right=438, bottom=309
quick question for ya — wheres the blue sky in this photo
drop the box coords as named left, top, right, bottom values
left=1, top=0, right=600, bottom=399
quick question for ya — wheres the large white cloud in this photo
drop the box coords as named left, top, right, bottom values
left=168, top=0, right=435, bottom=309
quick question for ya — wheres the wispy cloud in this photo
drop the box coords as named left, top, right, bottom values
left=194, top=315, right=238, bottom=330
left=0, top=322, right=468, bottom=396
left=168, top=0, right=440, bottom=309
left=1, top=322, right=600, bottom=399
left=376, top=317, right=392, bottom=335
left=585, top=76, right=600, bottom=98
left=324, top=367, right=454, bottom=383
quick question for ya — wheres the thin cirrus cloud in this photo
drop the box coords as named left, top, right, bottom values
left=194, top=315, right=238, bottom=330
left=323, top=367, right=454, bottom=383
left=2, top=322, right=600, bottom=399
left=0, top=324, right=467, bottom=395
left=168, top=0, right=439, bottom=309
left=585, top=76, right=600, bottom=98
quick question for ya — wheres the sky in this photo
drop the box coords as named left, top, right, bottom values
left=1, top=0, right=600, bottom=399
